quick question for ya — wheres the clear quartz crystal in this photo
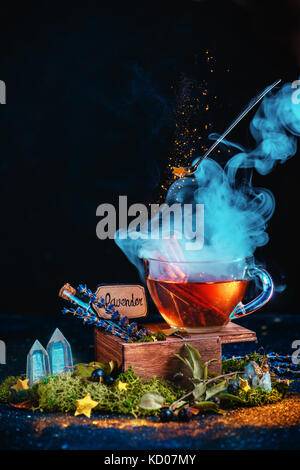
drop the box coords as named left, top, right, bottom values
left=47, top=328, right=73, bottom=375
left=259, top=371, right=272, bottom=391
left=26, top=340, right=50, bottom=385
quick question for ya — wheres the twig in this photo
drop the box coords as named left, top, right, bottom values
left=206, top=371, right=243, bottom=385
left=169, top=390, right=194, bottom=412
left=169, top=370, right=243, bottom=411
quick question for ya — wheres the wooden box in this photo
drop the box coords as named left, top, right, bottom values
left=94, top=321, right=257, bottom=380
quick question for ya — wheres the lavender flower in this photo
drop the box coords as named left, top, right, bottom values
left=60, top=283, right=146, bottom=342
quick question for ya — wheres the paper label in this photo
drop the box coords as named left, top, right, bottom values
left=94, top=284, right=147, bottom=319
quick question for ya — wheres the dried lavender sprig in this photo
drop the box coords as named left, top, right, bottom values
left=60, top=288, right=130, bottom=337
left=222, top=353, right=300, bottom=376
left=60, top=284, right=146, bottom=341
left=76, top=284, right=146, bottom=340
left=223, top=353, right=299, bottom=361
left=61, top=292, right=131, bottom=338
left=62, top=306, right=131, bottom=341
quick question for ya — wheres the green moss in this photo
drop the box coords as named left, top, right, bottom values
left=0, top=376, right=20, bottom=403
left=9, top=388, right=35, bottom=404
left=222, top=352, right=263, bottom=374
left=36, top=367, right=184, bottom=417
left=155, top=331, right=166, bottom=341
left=137, top=331, right=166, bottom=342
left=0, top=354, right=291, bottom=417
left=137, top=336, right=155, bottom=343
left=272, top=380, right=290, bottom=398
left=220, top=384, right=284, bottom=409
left=238, top=386, right=283, bottom=406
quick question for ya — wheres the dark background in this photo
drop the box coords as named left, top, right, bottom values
left=0, top=0, right=299, bottom=320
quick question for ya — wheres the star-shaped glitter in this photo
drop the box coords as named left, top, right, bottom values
left=117, top=381, right=128, bottom=392
left=239, top=377, right=251, bottom=392
left=75, top=393, right=98, bottom=418
left=11, top=378, right=29, bottom=391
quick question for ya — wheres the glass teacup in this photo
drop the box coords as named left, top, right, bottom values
left=145, top=256, right=273, bottom=333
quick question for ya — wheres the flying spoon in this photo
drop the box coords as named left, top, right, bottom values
left=172, top=79, right=282, bottom=178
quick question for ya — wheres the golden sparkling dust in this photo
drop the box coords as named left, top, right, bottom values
left=34, top=395, right=300, bottom=441
left=158, top=51, right=231, bottom=199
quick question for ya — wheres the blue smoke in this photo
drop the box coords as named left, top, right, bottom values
left=115, top=81, right=300, bottom=275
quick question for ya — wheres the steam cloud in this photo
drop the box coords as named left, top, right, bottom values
left=115, top=82, right=300, bottom=279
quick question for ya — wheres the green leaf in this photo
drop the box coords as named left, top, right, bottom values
left=184, top=344, right=204, bottom=379
left=139, top=392, right=165, bottom=410
left=203, top=359, right=218, bottom=380
left=219, top=393, right=246, bottom=404
left=88, top=361, right=116, bottom=376
left=171, top=401, right=187, bottom=411
left=108, top=360, right=115, bottom=374
left=185, top=344, right=204, bottom=380
left=75, top=364, right=95, bottom=378
left=192, top=382, right=206, bottom=400
left=175, top=345, right=218, bottom=381
left=205, top=380, right=227, bottom=400
left=193, top=401, right=219, bottom=413
left=174, top=354, right=194, bottom=376
left=204, top=359, right=218, bottom=366
left=88, top=361, right=105, bottom=368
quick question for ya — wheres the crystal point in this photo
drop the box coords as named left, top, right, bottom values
left=259, top=371, right=272, bottom=391
left=47, top=328, right=73, bottom=375
left=27, top=340, right=50, bottom=385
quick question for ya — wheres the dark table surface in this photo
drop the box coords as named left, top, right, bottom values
left=0, top=312, right=299, bottom=450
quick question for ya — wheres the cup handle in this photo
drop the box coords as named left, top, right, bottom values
left=230, top=266, right=274, bottom=320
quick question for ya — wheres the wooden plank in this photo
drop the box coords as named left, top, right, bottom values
left=144, top=321, right=257, bottom=344
left=94, top=329, right=123, bottom=368
left=94, top=320, right=257, bottom=380
left=123, top=337, right=221, bottom=380
left=218, top=322, right=257, bottom=344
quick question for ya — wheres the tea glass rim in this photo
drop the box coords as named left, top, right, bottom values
left=145, top=256, right=253, bottom=265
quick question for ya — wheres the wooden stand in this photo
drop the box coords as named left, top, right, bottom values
left=94, top=321, right=257, bottom=380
